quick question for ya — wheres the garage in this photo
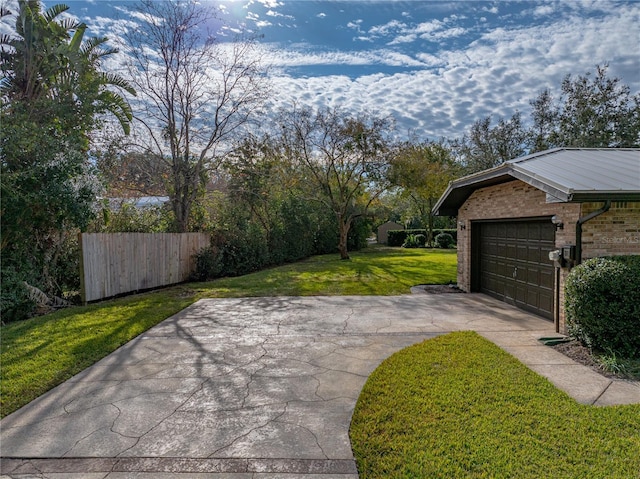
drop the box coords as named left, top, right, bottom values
left=432, top=148, right=640, bottom=332
left=472, top=220, right=555, bottom=320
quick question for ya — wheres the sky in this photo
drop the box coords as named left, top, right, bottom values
left=2, top=0, right=640, bottom=140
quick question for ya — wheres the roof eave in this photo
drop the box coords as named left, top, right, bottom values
left=569, top=192, right=640, bottom=202
left=432, top=164, right=515, bottom=216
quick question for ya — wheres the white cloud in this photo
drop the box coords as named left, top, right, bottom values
left=388, top=33, right=417, bottom=45
left=415, top=20, right=444, bottom=35
left=369, top=19, right=406, bottom=36
left=262, top=3, right=640, bottom=141
left=252, top=0, right=283, bottom=8
left=532, top=5, right=555, bottom=17
left=60, top=0, right=637, bottom=144
left=429, top=26, right=467, bottom=40
left=260, top=44, right=426, bottom=69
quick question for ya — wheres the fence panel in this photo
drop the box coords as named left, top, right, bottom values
left=79, top=232, right=210, bottom=302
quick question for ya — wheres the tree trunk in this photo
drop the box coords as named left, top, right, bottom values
left=172, top=195, right=190, bottom=233
left=427, top=198, right=435, bottom=247
left=338, top=215, right=351, bottom=260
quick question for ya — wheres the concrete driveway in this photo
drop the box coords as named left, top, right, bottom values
left=2, top=294, right=638, bottom=478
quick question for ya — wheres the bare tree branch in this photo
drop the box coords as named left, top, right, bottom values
left=119, top=0, right=270, bottom=231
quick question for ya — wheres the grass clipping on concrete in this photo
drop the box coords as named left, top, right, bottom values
left=350, top=331, right=640, bottom=479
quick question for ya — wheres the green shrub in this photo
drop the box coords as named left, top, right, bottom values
left=402, top=234, right=418, bottom=248
left=565, top=256, right=640, bottom=359
left=433, top=228, right=457, bottom=243
left=347, top=216, right=372, bottom=251
left=0, top=267, right=35, bottom=323
left=414, top=234, right=426, bottom=247
left=388, top=229, right=457, bottom=247
left=403, top=233, right=427, bottom=248
left=388, top=229, right=425, bottom=247
left=435, top=232, right=455, bottom=249
left=191, top=246, right=223, bottom=281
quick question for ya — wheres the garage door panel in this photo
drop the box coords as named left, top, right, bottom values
left=476, top=220, right=554, bottom=320
left=526, top=268, right=539, bottom=284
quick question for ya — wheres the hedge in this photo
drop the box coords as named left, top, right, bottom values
left=387, top=229, right=457, bottom=247
left=565, top=255, right=640, bottom=359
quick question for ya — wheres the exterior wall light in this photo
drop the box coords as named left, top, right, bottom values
left=459, top=221, right=466, bottom=230
left=551, top=215, right=564, bottom=230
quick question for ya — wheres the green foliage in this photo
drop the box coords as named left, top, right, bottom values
left=413, top=234, right=426, bottom=247
left=0, top=267, right=35, bottom=323
left=388, top=141, right=461, bottom=242
left=530, top=64, right=640, bottom=150
left=595, top=350, right=640, bottom=380
left=191, top=195, right=341, bottom=281
left=388, top=229, right=457, bottom=247
left=0, top=0, right=133, bottom=319
left=347, top=216, right=372, bottom=251
left=565, top=256, right=640, bottom=359
left=388, top=229, right=423, bottom=247
left=351, top=332, right=640, bottom=479
left=277, top=107, right=393, bottom=259
left=453, top=112, right=529, bottom=173
left=435, top=232, right=455, bottom=249
left=95, top=202, right=173, bottom=233
left=402, top=234, right=420, bottom=248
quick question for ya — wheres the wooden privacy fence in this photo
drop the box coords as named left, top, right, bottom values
left=79, top=233, right=210, bottom=303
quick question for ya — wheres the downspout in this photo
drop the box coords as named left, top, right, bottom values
left=554, top=266, right=560, bottom=333
left=575, top=200, right=611, bottom=264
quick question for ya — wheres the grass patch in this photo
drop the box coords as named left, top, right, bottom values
left=1, top=247, right=456, bottom=417
left=350, top=331, right=640, bottom=479
left=1, top=290, right=194, bottom=417
left=193, top=246, right=457, bottom=297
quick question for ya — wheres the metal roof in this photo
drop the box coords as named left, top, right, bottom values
left=433, top=148, right=640, bottom=216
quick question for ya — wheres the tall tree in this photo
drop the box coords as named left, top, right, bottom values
left=122, top=0, right=269, bottom=232
left=388, top=141, right=460, bottom=245
left=452, top=112, right=529, bottom=174
left=277, top=107, right=392, bottom=260
left=530, top=64, right=640, bottom=150
left=0, top=1, right=134, bottom=307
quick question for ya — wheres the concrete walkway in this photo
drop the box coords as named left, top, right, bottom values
left=2, top=294, right=639, bottom=478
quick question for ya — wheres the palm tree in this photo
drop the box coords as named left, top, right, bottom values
left=1, top=0, right=135, bottom=135
left=0, top=1, right=136, bottom=302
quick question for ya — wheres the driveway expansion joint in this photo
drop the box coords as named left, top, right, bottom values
left=1, top=457, right=358, bottom=475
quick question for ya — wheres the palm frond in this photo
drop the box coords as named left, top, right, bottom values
left=0, top=33, right=18, bottom=47
left=97, top=72, right=136, bottom=96
left=59, top=17, right=83, bottom=32
left=43, top=3, right=69, bottom=24
left=97, top=89, right=133, bottom=135
left=68, top=23, right=87, bottom=52
left=81, top=36, right=118, bottom=61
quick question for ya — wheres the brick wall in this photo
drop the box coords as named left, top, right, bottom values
left=456, top=179, right=640, bottom=333
left=581, top=202, right=640, bottom=259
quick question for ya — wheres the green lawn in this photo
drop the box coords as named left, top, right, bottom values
left=193, top=246, right=457, bottom=297
left=1, top=246, right=456, bottom=417
left=350, top=331, right=640, bottom=479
